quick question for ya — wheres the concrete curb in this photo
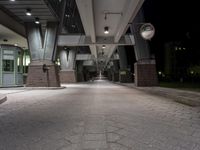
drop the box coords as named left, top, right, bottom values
left=0, top=94, right=7, bottom=105
left=24, top=86, right=66, bottom=90
left=115, top=82, right=200, bottom=107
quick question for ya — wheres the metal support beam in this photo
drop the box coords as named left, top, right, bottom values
left=76, top=54, right=94, bottom=61
left=105, top=0, right=145, bottom=67
left=75, top=0, right=97, bottom=58
left=83, top=60, right=95, bottom=66
left=57, top=35, right=135, bottom=46
left=130, top=9, right=150, bottom=61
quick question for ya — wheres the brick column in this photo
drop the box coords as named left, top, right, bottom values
left=134, top=60, right=158, bottom=86
left=26, top=61, right=60, bottom=87
left=59, top=70, right=76, bottom=83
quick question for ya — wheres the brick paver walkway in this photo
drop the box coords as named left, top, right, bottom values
left=0, top=80, right=200, bottom=150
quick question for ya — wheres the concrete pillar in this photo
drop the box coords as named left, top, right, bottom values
left=106, top=63, right=112, bottom=81
left=118, top=46, right=128, bottom=70
left=59, top=48, right=76, bottom=83
left=76, top=61, right=84, bottom=82
left=134, top=60, right=158, bottom=86
left=111, top=60, right=119, bottom=82
left=107, top=69, right=112, bottom=81
left=130, top=9, right=158, bottom=86
left=25, top=22, right=60, bottom=87
left=118, top=46, right=132, bottom=83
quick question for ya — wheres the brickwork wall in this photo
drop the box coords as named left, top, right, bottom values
left=26, top=63, right=60, bottom=87
left=134, top=62, right=158, bottom=86
left=59, top=70, right=76, bottom=83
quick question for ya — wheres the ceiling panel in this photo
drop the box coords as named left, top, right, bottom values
left=0, top=0, right=58, bottom=25
left=0, top=24, right=27, bottom=48
left=94, top=0, right=127, bottom=36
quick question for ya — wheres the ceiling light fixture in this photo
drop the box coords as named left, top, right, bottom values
left=104, top=26, right=109, bottom=34
left=102, top=45, right=106, bottom=49
left=10, top=0, right=15, bottom=2
left=35, top=17, right=40, bottom=24
left=26, top=9, right=32, bottom=16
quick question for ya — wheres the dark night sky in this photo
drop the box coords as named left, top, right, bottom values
left=144, top=0, right=199, bottom=40
left=142, top=0, right=200, bottom=70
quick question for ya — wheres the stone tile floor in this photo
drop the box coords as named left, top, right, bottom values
left=0, top=80, right=200, bottom=150
left=117, top=83, right=200, bottom=107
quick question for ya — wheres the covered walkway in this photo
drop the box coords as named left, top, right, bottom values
left=0, top=80, right=200, bottom=150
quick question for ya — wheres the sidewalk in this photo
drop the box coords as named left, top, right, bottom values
left=116, top=82, right=200, bottom=107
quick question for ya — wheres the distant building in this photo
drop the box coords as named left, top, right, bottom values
left=164, top=41, right=188, bottom=81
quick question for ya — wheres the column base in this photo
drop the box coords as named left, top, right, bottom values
left=134, top=60, right=158, bottom=87
left=26, top=61, right=60, bottom=87
left=59, top=70, right=76, bottom=83
left=119, top=69, right=132, bottom=83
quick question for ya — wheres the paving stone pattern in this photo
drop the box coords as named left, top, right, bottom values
left=0, top=80, right=200, bottom=150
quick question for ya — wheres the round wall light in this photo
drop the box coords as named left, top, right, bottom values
left=140, top=23, right=155, bottom=40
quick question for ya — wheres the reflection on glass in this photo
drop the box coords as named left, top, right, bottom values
left=22, top=50, right=30, bottom=73
left=23, top=55, right=30, bottom=66
left=17, top=56, right=23, bottom=73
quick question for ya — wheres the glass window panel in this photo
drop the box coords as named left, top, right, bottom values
left=3, top=60, right=14, bottom=72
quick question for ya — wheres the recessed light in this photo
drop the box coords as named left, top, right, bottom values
left=102, top=45, right=106, bottom=49
left=10, top=0, right=15, bottom=2
left=104, top=26, right=109, bottom=34
left=26, top=9, right=32, bottom=16
left=35, top=17, right=40, bottom=24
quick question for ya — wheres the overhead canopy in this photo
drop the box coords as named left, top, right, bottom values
left=75, top=0, right=144, bottom=68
